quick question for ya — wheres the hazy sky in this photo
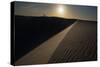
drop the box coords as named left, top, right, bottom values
left=14, top=1, right=97, bottom=21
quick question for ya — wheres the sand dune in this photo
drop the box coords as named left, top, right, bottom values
left=15, top=20, right=77, bottom=65
left=15, top=20, right=97, bottom=65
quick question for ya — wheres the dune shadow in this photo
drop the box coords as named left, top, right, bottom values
left=15, top=15, right=76, bottom=62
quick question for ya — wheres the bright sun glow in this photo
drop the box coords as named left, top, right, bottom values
left=57, top=5, right=65, bottom=17
left=58, top=6, right=64, bottom=14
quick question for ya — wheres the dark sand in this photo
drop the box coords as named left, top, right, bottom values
left=15, top=16, right=75, bottom=62
left=15, top=20, right=77, bottom=65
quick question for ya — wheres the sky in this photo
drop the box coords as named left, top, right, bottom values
left=14, top=1, right=97, bottom=21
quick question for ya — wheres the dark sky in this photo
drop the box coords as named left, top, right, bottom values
left=14, top=1, right=97, bottom=21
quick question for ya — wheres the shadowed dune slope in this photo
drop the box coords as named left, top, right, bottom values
left=15, top=15, right=76, bottom=62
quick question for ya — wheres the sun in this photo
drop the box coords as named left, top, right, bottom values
left=58, top=6, right=64, bottom=13
left=57, top=5, right=65, bottom=17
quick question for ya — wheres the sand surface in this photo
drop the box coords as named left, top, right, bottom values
left=15, top=20, right=97, bottom=65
